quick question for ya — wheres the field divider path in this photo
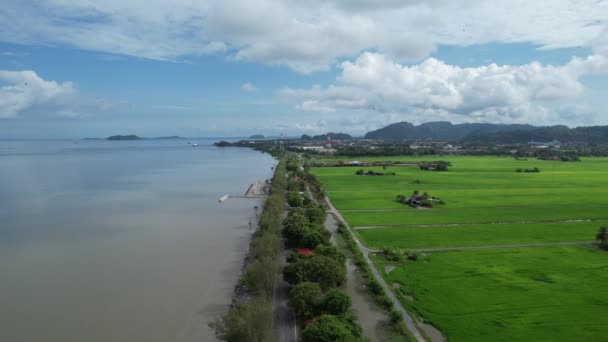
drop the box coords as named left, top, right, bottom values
left=416, top=241, right=597, bottom=252
left=340, top=203, right=608, bottom=213
left=324, top=196, right=426, bottom=342
left=354, top=218, right=605, bottom=230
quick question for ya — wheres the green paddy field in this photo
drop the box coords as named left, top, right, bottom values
left=372, top=246, right=608, bottom=342
left=313, top=156, right=608, bottom=341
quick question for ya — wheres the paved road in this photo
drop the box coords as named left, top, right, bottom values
left=324, top=196, right=426, bottom=342
left=272, top=244, right=297, bottom=342
left=273, top=206, right=297, bottom=342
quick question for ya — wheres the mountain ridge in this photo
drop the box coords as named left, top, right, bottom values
left=364, top=121, right=538, bottom=140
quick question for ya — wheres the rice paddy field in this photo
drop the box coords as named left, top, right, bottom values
left=312, top=156, right=608, bottom=341
left=372, top=246, right=608, bottom=342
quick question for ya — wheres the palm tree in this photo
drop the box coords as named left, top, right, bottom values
left=596, top=226, right=608, bottom=249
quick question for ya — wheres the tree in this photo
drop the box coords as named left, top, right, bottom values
left=243, top=257, right=276, bottom=297
left=283, top=210, right=309, bottom=241
left=210, top=297, right=273, bottom=342
left=251, top=232, right=280, bottom=259
left=300, top=229, right=328, bottom=249
left=289, top=282, right=323, bottom=319
left=597, top=226, right=608, bottom=249
left=283, top=255, right=346, bottom=289
left=287, top=179, right=300, bottom=191
left=302, top=255, right=346, bottom=290
left=314, top=244, right=346, bottom=264
left=283, top=261, right=307, bottom=285
left=287, top=191, right=303, bottom=207
left=302, top=315, right=355, bottom=342
left=322, top=289, right=351, bottom=315
left=305, top=206, right=326, bottom=225
left=302, top=193, right=313, bottom=207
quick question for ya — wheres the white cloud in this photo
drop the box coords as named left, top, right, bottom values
left=0, top=0, right=607, bottom=72
left=240, top=82, right=257, bottom=92
left=282, top=51, right=608, bottom=125
left=0, top=70, right=76, bottom=118
left=0, top=70, right=118, bottom=119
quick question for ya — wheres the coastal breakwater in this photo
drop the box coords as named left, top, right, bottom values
left=219, top=181, right=270, bottom=202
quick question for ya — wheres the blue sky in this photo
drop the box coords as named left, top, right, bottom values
left=1, top=1, right=607, bottom=138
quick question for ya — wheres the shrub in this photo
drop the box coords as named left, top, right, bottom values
left=382, top=247, right=403, bottom=261
left=407, top=251, right=419, bottom=261
left=390, top=309, right=404, bottom=323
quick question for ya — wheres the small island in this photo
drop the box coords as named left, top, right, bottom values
left=249, top=134, right=265, bottom=139
left=106, top=135, right=142, bottom=141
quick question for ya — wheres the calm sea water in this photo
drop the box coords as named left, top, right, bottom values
left=0, top=139, right=275, bottom=342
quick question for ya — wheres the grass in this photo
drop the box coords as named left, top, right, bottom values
left=372, top=246, right=608, bottom=342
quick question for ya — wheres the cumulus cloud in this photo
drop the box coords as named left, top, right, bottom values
left=0, top=70, right=77, bottom=118
left=282, top=51, right=608, bottom=124
left=0, top=0, right=606, bottom=72
left=240, top=82, right=257, bottom=92
left=0, top=70, right=118, bottom=119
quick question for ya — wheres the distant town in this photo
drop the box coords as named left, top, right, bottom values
left=215, top=121, right=608, bottom=158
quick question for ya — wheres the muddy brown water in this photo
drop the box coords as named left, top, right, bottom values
left=0, top=140, right=275, bottom=342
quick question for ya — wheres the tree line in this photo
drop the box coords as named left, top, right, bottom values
left=282, top=154, right=365, bottom=341
left=210, top=159, right=286, bottom=341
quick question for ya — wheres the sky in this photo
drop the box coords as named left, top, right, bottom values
left=1, top=0, right=608, bottom=138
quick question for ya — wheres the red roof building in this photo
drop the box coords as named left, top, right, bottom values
left=296, top=248, right=314, bottom=257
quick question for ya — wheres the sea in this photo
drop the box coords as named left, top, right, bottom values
left=0, top=138, right=276, bottom=342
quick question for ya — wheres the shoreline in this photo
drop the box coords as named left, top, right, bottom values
left=210, top=154, right=286, bottom=341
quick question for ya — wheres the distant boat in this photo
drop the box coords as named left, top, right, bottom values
left=192, top=143, right=199, bottom=147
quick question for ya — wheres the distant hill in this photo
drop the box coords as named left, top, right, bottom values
left=302, top=132, right=353, bottom=140
left=463, top=125, right=608, bottom=144
left=364, top=121, right=537, bottom=141
left=106, top=135, right=142, bottom=141
left=249, top=134, right=265, bottom=139
left=364, top=121, right=608, bottom=144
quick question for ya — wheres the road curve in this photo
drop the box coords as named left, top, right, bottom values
left=324, top=196, right=426, bottom=342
